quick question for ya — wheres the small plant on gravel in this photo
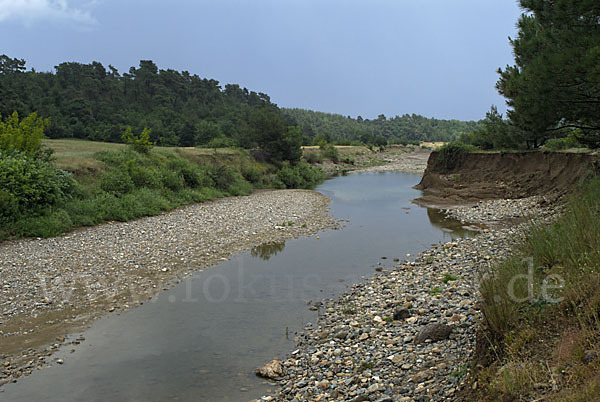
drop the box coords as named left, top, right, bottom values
left=442, top=273, right=459, bottom=283
left=301, top=223, right=307, bottom=228
left=287, top=221, right=294, bottom=226
left=342, top=303, right=357, bottom=315
left=383, top=316, right=393, bottom=323
left=425, top=256, right=434, bottom=264
left=430, top=287, right=442, bottom=296
left=358, top=361, right=374, bottom=371
left=450, top=364, right=469, bottom=379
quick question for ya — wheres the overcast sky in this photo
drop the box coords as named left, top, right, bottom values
left=0, top=0, right=522, bottom=121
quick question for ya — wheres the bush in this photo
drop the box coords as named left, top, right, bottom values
left=240, top=161, right=264, bottom=184
left=277, top=162, right=325, bottom=189
left=0, top=151, right=76, bottom=220
left=210, top=165, right=252, bottom=195
left=433, top=142, right=477, bottom=172
left=321, top=143, right=340, bottom=163
left=543, top=135, right=579, bottom=151
left=100, top=168, right=134, bottom=196
left=0, top=111, right=48, bottom=155
left=121, top=127, right=154, bottom=153
left=126, top=161, right=162, bottom=188
left=205, top=136, right=236, bottom=148
left=12, top=209, right=73, bottom=238
left=305, top=152, right=323, bottom=164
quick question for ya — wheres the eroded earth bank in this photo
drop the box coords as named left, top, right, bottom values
left=259, top=151, right=597, bottom=402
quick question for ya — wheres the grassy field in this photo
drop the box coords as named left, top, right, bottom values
left=44, top=139, right=243, bottom=173
left=2, top=139, right=325, bottom=241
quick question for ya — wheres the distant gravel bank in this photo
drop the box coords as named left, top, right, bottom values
left=0, top=189, right=337, bottom=385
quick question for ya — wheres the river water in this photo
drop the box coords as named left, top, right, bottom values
left=1, top=172, right=475, bottom=402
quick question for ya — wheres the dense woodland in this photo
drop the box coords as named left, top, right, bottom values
left=283, top=108, right=480, bottom=145
left=0, top=56, right=303, bottom=158
left=0, top=55, right=478, bottom=152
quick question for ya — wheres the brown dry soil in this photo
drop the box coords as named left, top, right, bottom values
left=414, top=150, right=600, bottom=207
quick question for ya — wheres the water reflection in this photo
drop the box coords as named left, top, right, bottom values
left=0, top=172, right=490, bottom=402
left=426, top=208, right=486, bottom=238
left=250, top=241, right=286, bottom=260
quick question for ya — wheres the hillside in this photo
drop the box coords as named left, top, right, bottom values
left=283, top=107, right=481, bottom=145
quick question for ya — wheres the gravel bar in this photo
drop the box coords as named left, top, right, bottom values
left=0, top=189, right=337, bottom=386
left=257, top=200, right=557, bottom=402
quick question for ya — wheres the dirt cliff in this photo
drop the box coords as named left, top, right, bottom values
left=414, top=151, right=600, bottom=206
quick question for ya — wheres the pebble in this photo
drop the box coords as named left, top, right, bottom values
left=0, top=190, right=339, bottom=387
left=263, top=196, right=558, bottom=401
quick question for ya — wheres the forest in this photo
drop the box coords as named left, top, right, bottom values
left=283, top=108, right=480, bottom=145
left=0, top=55, right=478, bottom=151
left=0, top=56, right=303, bottom=156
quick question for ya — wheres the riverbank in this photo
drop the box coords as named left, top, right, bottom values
left=310, top=145, right=431, bottom=177
left=0, top=189, right=337, bottom=387
left=262, top=197, right=556, bottom=401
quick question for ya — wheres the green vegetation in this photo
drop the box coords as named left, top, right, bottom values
left=342, top=303, right=357, bottom=315
left=358, top=361, right=375, bottom=371
left=0, top=111, right=48, bottom=156
left=283, top=108, right=480, bottom=145
left=0, top=55, right=302, bottom=163
left=472, top=177, right=600, bottom=400
left=441, top=273, right=459, bottom=284
left=320, top=142, right=340, bottom=163
left=121, top=127, right=154, bottom=154
left=433, top=142, right=477, bottom=172
left=459, top=1, right=600, bottom=150
left=429, top=287, right=442, bottom=296
left=0, top=116, right=325, bottom=241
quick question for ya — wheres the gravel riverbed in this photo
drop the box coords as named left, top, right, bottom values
left=256, top=200, right=557, bottom=402
left=0, top=189, right=337, bottom=387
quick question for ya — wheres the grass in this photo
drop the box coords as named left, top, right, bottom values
left=2, top=139, right=326, bottom=241
left=442, top=273, right=459, bottom=283
left=469, top=176, right=600, bottom=401
left=44, top=138, right=243, bottom=173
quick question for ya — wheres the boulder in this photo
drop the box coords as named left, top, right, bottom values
left=254, top=359, right=284, bottom=380
left=393, top=308, right=411, bottom=320
left=413, top=323, right=452, bottom=344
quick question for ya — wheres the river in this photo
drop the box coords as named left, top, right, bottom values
left=0, top=172, right=476, bottom=402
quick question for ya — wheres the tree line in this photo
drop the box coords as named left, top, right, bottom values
left=0, top=56, right=301, bottom=162
left=283, top=108, right=480, bottom=146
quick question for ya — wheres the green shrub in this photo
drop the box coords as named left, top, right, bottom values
left=305, top=152, right=323, bottom=164
left=0, top=189, right=18, bottom=218
left=240, top=163, right=263, bottom=184
left=160, top=169, right=185, bottom=191
left=0, top=151, right=76, bottom=219
left=321, top=144, right=340, bottom=163
left=433, top=142, right=477, bottom=172
left=126, top=161, right=162, bottom=188
left=543, top=136, right=579, bottom=151
left=277, top=162, right=325, bottom=189
left=12, top=209, right=73, bottom=238
left=0, top=111, right=47, bottom=155
left=121, top=127, right=154, bottom=153
left=206, top=136, right=235, bottom=148
left=100, top=168, right=134, bottom=196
